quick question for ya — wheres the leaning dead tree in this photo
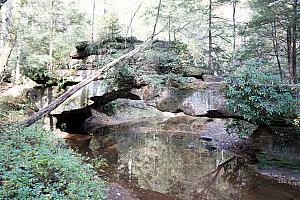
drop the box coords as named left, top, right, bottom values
left=0, top=0, right=8, bottom=9
left=20, top=45, right=144, bottom=127
left=198, top=156, right=235, bottom=199
left=125, top=0, right=144, bottom=38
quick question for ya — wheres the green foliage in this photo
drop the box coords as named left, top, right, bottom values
left=22, top=66, right=68, bottom=88
left=142, top=41, right=194, bottom=74
left=236, top=33, right=272, bottom=64
left=95, top=51, right=127, bottom=68
left=236, top=0, right=299, bottom=82
left=103, top=101, right=118, bottom=116
left=116, top=64, right=135, bottom=82
left=226, top=61, right=299, bottom=126
left=9, top=0, right=89, bottom=74
left=225, top=119, right=257, bottom=138
left=108, top=63, right=137, bottom=89
left=22, top=66, right=58, bottom=86
left=99, top=14, right=122, bottom=40
left=145, top=0, right=233, bottom=72
left=142, top=49, right=180, bottom=73
left=0, top=125, right=106, bottom=199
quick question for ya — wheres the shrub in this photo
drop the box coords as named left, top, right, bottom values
left=140, top=41, right=194, bottom=74
left=141, top=49, right=181, bottom=73
left=226, top=61, right=299, bottom=127
left=22, top=66, right=59, bottom=86
left=103, top=101, right=118, bottom=116
left=0, top=125, right=106, bottom=199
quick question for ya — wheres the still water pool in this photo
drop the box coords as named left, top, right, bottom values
left=68, top=120, right=300, bottom=200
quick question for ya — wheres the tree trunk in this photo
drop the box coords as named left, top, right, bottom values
left=91, top=0, right=96, bottom=42
left=125, top=0, right=144, bottom=47
left=0, top=0, right=12, bottom=74
left=208, top=0, right=213, bottom=71
left=49, top=0, right=54, bottom=70
left=232, top=0, right=236, bottom=67
left=271, top=22, right=282, bottom=80
left=12, top=0, right=21, bottom=83
left=151, top=0, right=162, bottom=44
left=173, top=29, right=176, bottom=41
left=103, top=0, right=108, bottom=14
left=287, top=26, right=292, bottom=82
left=125, top=0, right=143, bottom=38
left=291, top=0, right=297, bottom=83
left=168, top=16, right=171, bottom=42
left=15, top=40, right=21, bottom=83
left=20, top=46, right=143, bottom=127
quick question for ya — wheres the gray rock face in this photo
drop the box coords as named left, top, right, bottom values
left=30, top=72, right=228, bottom=119
left=155, top=89, right=194, bottom=113
left=30, top=79, right=115, bottom=115
left=154, top=82, right=227, bottom=116
left=58, top=69, right=101, bottom=82
left=179, top=90, right=224, bottom=116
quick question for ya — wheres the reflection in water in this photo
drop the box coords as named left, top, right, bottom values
left=71, top=124, right=300, bottom=200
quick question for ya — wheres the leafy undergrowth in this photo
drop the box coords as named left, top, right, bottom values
left=0, top=125, right=106, bottom=199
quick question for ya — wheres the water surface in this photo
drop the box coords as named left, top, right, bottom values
left=69, top=121, right=300, bottom=200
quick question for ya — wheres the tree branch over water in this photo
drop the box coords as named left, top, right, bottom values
left=198, top=156, right=236, bottom=199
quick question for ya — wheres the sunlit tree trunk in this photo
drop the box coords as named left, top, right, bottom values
left=91, top=0, right=96, bottom=42
left=0, top=0, right=12, bottom=75
left=49, top=0, right=54, bottom=70
left=125, top=0, right=143, bottom=47
left=168, top=16, right=171, bottom=42
left=15, top=40, right=21, bottom=83
left=173, top=29, right=176, bottom=41
left=151, top=0, right=162, bottom=44
left=208, top=0, right=213, bottom=71
left=13, top=0, right=22, bottom=84
left=126, top=0, right=143, bottom=37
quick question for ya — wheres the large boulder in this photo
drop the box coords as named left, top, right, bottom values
left=153, top=82, right=227, bottom=116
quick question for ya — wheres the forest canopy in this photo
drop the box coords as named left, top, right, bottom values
left=0, top=0, right=298, bottom=84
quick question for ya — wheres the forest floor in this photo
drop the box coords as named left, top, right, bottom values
left=0, top=82, right=14, bottom=94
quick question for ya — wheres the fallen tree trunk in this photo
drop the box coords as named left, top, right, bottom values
left=20, top=46, right=142, bottom=127
left=0, top=0, right=8, bottom=9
